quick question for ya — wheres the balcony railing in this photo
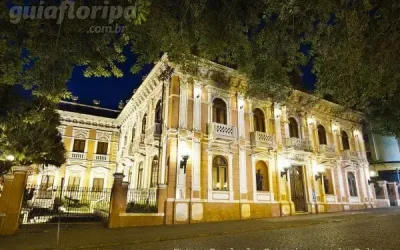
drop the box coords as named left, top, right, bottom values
left=341, top=150, right=359, bottom=161
left=318, top=144, right=337, bottom=157
left=207, top=123, right=237, bottom=140
left=93, top=154, right=109, bottom=162
left=68, top=152, right=87, bottom=160
left=284, top=137, right=312, bottom=152
left=250, top=131, right=275, bottom=149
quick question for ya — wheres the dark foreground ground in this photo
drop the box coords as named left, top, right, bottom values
left=1, top=207, right=399, bottom=250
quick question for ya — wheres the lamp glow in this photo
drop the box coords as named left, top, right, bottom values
left=6, top=155, right=15, bottom=161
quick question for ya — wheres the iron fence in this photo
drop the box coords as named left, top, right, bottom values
left=20, top=185, right=111, bottom=224
left=126, top=188, right=157, bottom=213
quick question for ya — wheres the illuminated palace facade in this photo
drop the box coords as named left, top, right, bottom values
left=29, top=57, right=375, bottom=222
left=116, top=57, right=374, bottom=223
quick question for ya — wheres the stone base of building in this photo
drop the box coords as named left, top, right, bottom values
left=375, top=199, right=391, bottom=208
left=165, top=201, right=281, bottom=225
left=108, top=213, right=165, bottom=228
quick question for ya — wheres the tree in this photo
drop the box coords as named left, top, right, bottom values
left=0, top=86, right=66, bottom=175
left=2, top=0, right=400, bottom=137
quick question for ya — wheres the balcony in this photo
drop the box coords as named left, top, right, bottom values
left=250, top=131, right=275, bottom=149
left=207, top=123, right=237, bottom=140
left=318, top=144, right=337, bottom=158
left=93, top=154, right=109, bottom=162
left=284, top=138, right=312, bottom=152
left=68, top=152, right=87, bottom=160
left=341, top=150, right=359, bottom=161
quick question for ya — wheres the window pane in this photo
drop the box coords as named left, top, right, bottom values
left=92, top=178, right=104, bottom=191
left=73, top=139, right=86, bottom=152
left=97, top=142, right=108, bottom=155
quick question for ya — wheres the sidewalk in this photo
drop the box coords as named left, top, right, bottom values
left=1, top=207, right=399, bottom=250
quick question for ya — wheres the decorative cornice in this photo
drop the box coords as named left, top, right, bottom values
left=59, top=110, right=119, bottom=130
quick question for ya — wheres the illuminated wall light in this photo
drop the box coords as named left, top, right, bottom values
left=307, top=116, right=315, bottom=125
left=274, top=108, right=282, bottom=119
left=194, top=87, right=201, bottom=99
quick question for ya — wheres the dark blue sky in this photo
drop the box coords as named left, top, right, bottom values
left=68, top=47, right=316, bottom=110
left=67, top=48, right=153, bottom=110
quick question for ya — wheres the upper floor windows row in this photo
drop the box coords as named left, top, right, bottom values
left=72, top=139, right=109, bottom=155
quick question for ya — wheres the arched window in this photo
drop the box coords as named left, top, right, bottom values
left=255, top=161, right=269, bottom=191
left=141, top=114, right=147, bottom=134
left=317, top=125, right=327, bottom=145
left=155, top=100, right=162, bottom=124
left=212, top=156, right=228, bottom=191
left=253, top=108, right=266, bottom=132
left=137, top=162, right=143, bottom=189
left=347, top=172, right=358, bottom=197
left=341, top=131, right=350, bottom=150
left=150, top=156, right=159, bottom=188
left=289, top=117, right=299, bottom=138
left=212, top=98, right=227, bottom=124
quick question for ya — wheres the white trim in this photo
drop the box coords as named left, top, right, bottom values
left=193, top=82, right=202, bottom=131
left=179, top=79, right=188, bottom=129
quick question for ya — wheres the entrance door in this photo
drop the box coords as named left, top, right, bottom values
left=290, top=165, right=306, bottom=212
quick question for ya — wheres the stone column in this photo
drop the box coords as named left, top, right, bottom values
left=387, top=182, right=400, bottom=206
left=376, top=180, right=390, bottom=208
left=0, top=166, right=29, bottom=235
left=108, top=173, right=128, bottom=228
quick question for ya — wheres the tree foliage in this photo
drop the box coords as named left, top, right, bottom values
left=0, top=86, right=66, bottom=174
left=1, top=0, right=400, bottom=137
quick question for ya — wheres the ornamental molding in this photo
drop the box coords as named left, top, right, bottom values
left=57, top=125, right=66, bottom=136
left=96, top=130, right=112, bottom=142
left=59, top=110, right=118, bottom=130
left=206, top=145, right=234, bottom=156
left=287, top=90, right=364, bottom=124
left=72, top=128, right=90, bottom=139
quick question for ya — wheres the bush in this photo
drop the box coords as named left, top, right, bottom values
left=126, top=202, right=157, bottom=213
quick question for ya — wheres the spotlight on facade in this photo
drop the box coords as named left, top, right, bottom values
left=314, top=165, right=325, bottom=181
left=280, top=167, right=290, bottom=178
left=315, top=172, right=324, bottom=181
left=307, top=116, right=315, bottom=125
left=180, top=143, right=191, bottom=174
left=6, top=155, right=15, bottom=161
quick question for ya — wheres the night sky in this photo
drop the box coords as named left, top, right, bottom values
left=67, top=47, right=316, bottom=110
left=67, top=47, right=153, bottom=110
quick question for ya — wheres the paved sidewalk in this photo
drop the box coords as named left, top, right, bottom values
left=1, top=207, right=399, bottom=250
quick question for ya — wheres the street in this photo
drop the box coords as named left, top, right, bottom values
left=1, top=207, right=399, bottom=250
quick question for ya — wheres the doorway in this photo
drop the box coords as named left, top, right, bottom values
left=290, top=165, right=307, bottom=212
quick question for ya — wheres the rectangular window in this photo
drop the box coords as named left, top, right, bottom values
left=73, top=139, right=86, bottom=152
left=67, top=176, right=81, bottom=190
left=40, top=175, right=55, bottom=189
left=96, top=142, right=108, bottom=155
left=92, top=178, right=104, bottom=191
left=38, top=175, right=55, bottom=198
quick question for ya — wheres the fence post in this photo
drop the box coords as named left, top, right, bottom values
left=377, top=180, right=390, bottom=207
left=108, top=173, right=128, bottom=228
left=0, top=166, right=29, bottom=235
left=387, top=182, right=400, bottom=206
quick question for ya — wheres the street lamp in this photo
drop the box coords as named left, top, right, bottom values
left=180, top=143, right=191, bottom=174
left=6, top=155, right=15, bottom=162
left=280, top=159, right=291, bottom=179
left=314, top=165, right=325, bottom=181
